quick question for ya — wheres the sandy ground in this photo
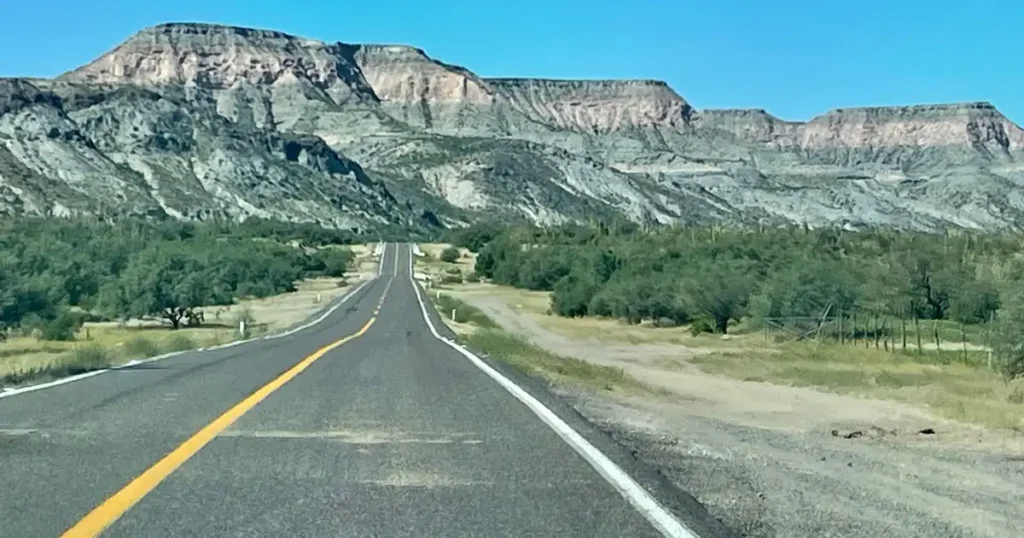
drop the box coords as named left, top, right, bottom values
left=448, top=288, right=1024, bottom=538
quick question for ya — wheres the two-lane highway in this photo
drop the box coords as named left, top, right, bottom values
left=0, top=244, right=727, bottom=537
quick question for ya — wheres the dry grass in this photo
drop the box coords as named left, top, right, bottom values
left=465, top=329, right=638, bottom=392
left=200, top=277, right=350, bottom=334
left=443, top=281, right=1024, bottom=432
left=1, top=276, right=360, bottom=386
left=348, top=243, right=381, bottom=279
left=429, top=291, right=636, bottom=392
left=415, top=243, right=477, bottom=283
left=691, top=345, right=1024, bottom=431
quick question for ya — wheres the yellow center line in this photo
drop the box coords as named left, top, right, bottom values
left=61, top=266, right=396, bottom=537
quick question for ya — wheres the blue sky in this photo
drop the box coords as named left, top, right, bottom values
left=1, top=0, right=1020, bottom=122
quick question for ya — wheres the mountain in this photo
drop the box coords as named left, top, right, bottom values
left=2, top=22, right=1023, bottom=232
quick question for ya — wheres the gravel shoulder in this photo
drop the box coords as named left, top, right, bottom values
left=448, top=287, right=1024, bottom=538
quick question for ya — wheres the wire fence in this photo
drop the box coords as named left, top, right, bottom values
left=758, top=306, right=996, bottom=368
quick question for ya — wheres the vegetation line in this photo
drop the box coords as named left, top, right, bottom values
left=450, top=221, right=1024, bottom=380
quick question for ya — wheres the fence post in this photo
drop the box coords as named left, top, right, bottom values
left=838, top=306, right=844, bottom=344
left=451, top=309, right=456, bottom=322
left=915, top=316, right=923, bottom=354
left=851, top=312, right=857, bottom=345
left=961, top=323, right=968, bottom=363
left=901, top=312, right=907, bottom=351
left=987, top=311, right=994, bottom=370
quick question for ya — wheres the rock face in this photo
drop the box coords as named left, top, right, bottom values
left=2, top=22, right=1023, bottom=231
left=486, top=79, right=691, bottom=132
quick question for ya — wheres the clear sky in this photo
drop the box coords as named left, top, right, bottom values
left=1, top=0, right=1020, bottom=122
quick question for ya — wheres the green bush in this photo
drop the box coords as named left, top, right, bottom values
left=690, top=315, right=715, bottom=336
left=551, top=272, right=599, bottom=318
left=38, top=310, right=83, bottom=341
left=440, top=247, right=460, bottom=263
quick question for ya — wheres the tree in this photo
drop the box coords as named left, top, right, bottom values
left=992, top=285, right=1024, bottom=379
left=100, top=246, right=232, bottom=329
left=949, top=278, right=1000, bottom=324
left=316, top=247, right=354, bottom=278
left=551, top=271, right=600, bottom=317
left=682, top=260, right=755, bottom=334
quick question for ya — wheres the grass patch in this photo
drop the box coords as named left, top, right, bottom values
left=65, top=345, right=112, bottom=373
left=162, top=334, right=200, bottom=353
left=692, top=344, right=1024, bottom=431
left=428, top=290, right=637, bottom=392
left=465, top=329, right=633, bottom=392
left=433, top=294, right=498, bottom=328
left=123, top=336, right=161, bottom=358
left=0, top=344, right=114, bottom=386
left=1, top=277, right=349, bottom=388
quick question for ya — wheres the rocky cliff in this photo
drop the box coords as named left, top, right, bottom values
left=2, top=22, right=1022, bottom=232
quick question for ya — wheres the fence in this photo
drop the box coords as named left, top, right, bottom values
left=758, top=309, right=995, bottom=367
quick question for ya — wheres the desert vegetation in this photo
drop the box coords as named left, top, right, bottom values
left=450, top=220, right=1024, bottom=381
left=0, top=216, right=365, bottom=384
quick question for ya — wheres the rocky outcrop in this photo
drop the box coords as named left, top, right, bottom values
left=799, top=102, right=1024, bottom=153
left=487, top=78, right=692, bottom=132
left=695, top=103, right=1024, bottom=157
left=349, top=44, right=495, bottom=129
left=351, top=45, right=492, bottom=105
left=61, top=23, right=378, bottom=105
left=0, top=79, right=63, bottom=117
left=692, top=109, right=800, bottom=148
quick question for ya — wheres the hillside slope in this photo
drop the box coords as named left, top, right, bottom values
left=1, top=22, right=1022, bottom=231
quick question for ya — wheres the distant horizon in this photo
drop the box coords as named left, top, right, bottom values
left=2, top=0, right=1020, bottom=123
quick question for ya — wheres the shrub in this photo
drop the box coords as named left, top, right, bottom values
left=38, top=310, right=83, bottom=341
left=124, top=336, right=161, bottom=358
left=440, top=247, right=460, bottom=263
left=690, top=315, right=715, bottom=336
left=164, top=335, right=198, bottom=352
left=434, top=294, right=498, bottom=328
left=66, top=345, right=111, bottom=374
left=551, top=272, right=599, bottom=318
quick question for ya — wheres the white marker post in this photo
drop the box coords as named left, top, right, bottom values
left=239, top=320, right=246, bottom=338
left=451, top=309, right=457, bottom=322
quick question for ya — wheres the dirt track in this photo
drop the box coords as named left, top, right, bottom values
left=451, top=289, right=1024, bottom=538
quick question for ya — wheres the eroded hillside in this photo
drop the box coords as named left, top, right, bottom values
left=2, top=22, right=1022, bottom=231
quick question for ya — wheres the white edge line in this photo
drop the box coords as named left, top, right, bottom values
left=0, top=245, right=390, bottom=400
left=405, top=244, right=698, bottom=538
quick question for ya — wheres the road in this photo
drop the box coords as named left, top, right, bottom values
left=0, top=244, right=733, bottom=537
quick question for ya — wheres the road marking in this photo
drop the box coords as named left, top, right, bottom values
left=405, top=244, right=700, bottom=538
left=60, top=261, right=397, bottom=537
left=0, top=244, right=391, bottom=400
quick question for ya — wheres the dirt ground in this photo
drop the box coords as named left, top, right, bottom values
left=448, top=286, right=1024, bottom=538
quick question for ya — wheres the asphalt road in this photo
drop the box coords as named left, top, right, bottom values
left=0, top=243, right=734, bottom=537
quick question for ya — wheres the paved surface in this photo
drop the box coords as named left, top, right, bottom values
left=0, top=244, right=731, bottom=537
